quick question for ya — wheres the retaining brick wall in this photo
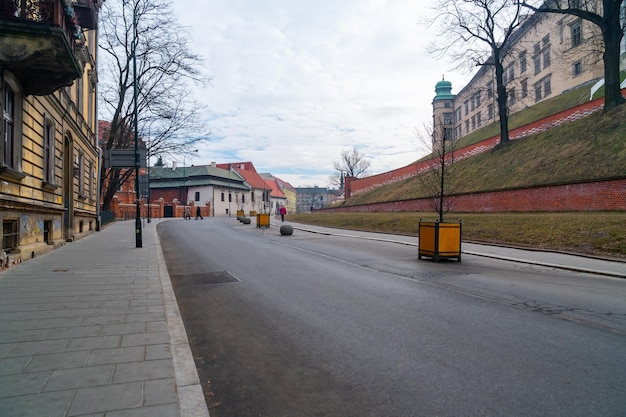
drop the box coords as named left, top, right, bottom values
left=326, top=178, right=626, bottom=213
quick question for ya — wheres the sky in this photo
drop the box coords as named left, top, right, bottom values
left=173, top=0, right=471, bottom=187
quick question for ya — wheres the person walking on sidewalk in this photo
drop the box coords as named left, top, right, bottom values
left=279, top=205, right=287, bottom=222
left=196, top=206, right=203, bottom=220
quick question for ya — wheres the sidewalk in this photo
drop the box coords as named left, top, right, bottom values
left=281, top=221, right=626, bottom=279
left=0, top=220, right=209, bottom=417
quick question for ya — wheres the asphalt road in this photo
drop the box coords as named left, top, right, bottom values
left=158, top=217, right=626, bottom=417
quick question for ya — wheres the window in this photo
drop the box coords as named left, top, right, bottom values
left=519, top=51, right=527, bottom=73
left=475, top=91, right=481, bottom=107
left=570, top=20, right=582, bottom=47
left=465, top=120, right=469, bottom=134
left=464, top=100, right=469, bottom=116
left=78, top=150, right=85, bottom=196
left=443, top=112, right=452, bottom=125
left=573, top=61, right=583, bottom=76
left=533, top=55, right=542, bottom=75
left=2, top=219, right=19, bottom=251
left=2, top=82, right=16, bottom=169
left=242, top=194, right=245, bottom=204
left=471, top=115, right=476, bottom=130
left=534, top=81, right=542, bottom=102
left=487, top=83, right=493, bottom=98
left=487, top=104, right=494, bottom=119
left=89, top=159, right=95, bottom=200
left=228, top=193, right=232, bottom=202
left=543, top=48, right=551, bottom=69
left=195, top=191, right=200, bottom=201
left=504, top=63, right=514, bottom=84
left=521, top=79, right=528, bottom=98
left=509, top=88, right=516, bottom=105
left=476, top=112, right=482, bottom=127
left=542, top=34, right=550, bottom=47
left=543, top=76, right=552, bottom=97
left=221, top=192, right=225, bottom=202
left=44, top=119, right=55, bottom=184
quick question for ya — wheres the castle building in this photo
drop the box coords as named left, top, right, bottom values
left=1, top=1, right=102, bottom=263
left=433, top=5, right=623, bottom=144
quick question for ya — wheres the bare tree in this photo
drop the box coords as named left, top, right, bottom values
left=332, top=147, right=371, bottom=183
left=521, top=0, right=625, bottom=112
left=416, top=120, right=459, bottom=222
left=426, top=0, right=524, bottom=145
left=98, top=0, right=211, bottom=210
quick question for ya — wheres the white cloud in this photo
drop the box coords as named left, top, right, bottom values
left=174, top=0, right=470, bottom=187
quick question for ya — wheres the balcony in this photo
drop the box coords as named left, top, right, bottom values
left=0, top=0, right=101, bottom=96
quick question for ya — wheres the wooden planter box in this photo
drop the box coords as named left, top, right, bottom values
left=236, top=210, right=244, bottom=218
left=256, top=213, right=270, bottom=228
left=418, top=221, right=462, bottom=262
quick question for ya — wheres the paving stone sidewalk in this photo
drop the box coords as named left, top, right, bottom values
left=0, top=220, right=209, bottom=417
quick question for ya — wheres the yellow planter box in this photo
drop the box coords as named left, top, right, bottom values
left=418, top=221, right=462, bottom=262
left=236, top=210, right=244, bottom=217
left=249, top=210, right=257, bottom=216
left=256, top=213, right=270, bottom=228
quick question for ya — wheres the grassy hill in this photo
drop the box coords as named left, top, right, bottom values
left=292, top=99, right=626, bottom=259
left=341, top=104, right=626, bottom=206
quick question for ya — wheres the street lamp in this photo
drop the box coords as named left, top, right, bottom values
left=182, top=149, right=198, bottom=217
left=132, top=1, right=141, bottom=247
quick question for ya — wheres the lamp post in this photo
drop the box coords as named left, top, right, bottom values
left=132, top=0, right=141, bottom=248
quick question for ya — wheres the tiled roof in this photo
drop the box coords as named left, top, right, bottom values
left=217, top=162, right=271, bottom=190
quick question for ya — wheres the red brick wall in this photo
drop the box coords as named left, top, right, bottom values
left=326, top=179, right=626, bottom=213
left=346, top=95, right=609, bottom=198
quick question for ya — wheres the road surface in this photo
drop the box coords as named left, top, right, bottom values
left=158, top=217, right=626, bottom=417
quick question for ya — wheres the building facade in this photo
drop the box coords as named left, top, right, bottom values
left=1, top=0, right=101, bottom=264
left=433, top=7, right=615, bottom=142
left=149, top=163, right=249, bottom=217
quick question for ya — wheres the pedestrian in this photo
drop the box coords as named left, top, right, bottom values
left=195, top=206, right=203, bottom=220
left=279, top=205, right=287, bottom=222
left=184, top=207, right=191, bottom=220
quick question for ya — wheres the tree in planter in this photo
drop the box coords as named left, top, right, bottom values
left=234, top=193, right=245, bottom=214
left=416, top=120, right=462, bottom=262
left=416, top=120, right=460, bottom=222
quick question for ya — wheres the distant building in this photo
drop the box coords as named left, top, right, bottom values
left=149, top=163, right=249, bottom=217
left=260, top=173, right=297, bottom=215
left=296, top=187, right=330, bottom=213
left=217, top=162, right=272, bottom=215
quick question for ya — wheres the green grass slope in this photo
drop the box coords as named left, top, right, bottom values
left=343, top=104, right=626, bottom=206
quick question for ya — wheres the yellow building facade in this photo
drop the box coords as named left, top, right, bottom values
left=1, top=1, right=101, bottom=264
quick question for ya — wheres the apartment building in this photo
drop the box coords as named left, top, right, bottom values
left=1, top=1, right=102, bottom=263
left=433, top=7, right=613, bottom=142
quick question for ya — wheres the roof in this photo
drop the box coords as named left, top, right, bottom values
left=217, top=162, right=271, bottom=190
left=148, top=165, right=249, bottom=190
left=264, top=177, right=286, bottom=199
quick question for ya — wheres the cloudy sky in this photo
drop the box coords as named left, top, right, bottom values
left=173, top=0, right=471, bottom=187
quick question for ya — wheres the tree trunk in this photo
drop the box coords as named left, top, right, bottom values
left=494, top=51, right=510, bottom=144
left=601, top=10, right=625, bottom=112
